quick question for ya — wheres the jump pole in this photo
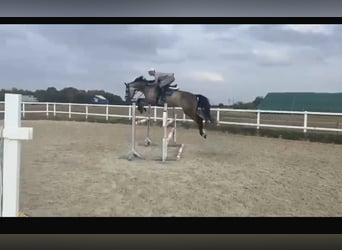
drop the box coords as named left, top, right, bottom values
left=161, top=103, right=183, bottom=162
left=135, top=104, right=152, bottom=147
left=176, top=144, right=185, bottom=160
left=145, top=104, right=152, bottom=146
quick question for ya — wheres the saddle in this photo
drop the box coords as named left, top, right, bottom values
left=146, top=80, right=155, bottom=86
left=165, top=83, right=179, bottom=96
left=156, top=83, right=179, bottom=106
left=168, top=83, right=179, bottom=90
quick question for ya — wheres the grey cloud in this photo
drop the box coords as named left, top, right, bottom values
left=202, top=24, right=241, bottom=33
left=246, top=25, right=342, bottom=60
left=219, top=51, right=251, bottom=60
left=248, top=25, right=333, bottom=45
left=34, top=25, right=179, bottom=56
left=1, top=25, right=342, bottom=104
left=0, top=29, right=26, bottom=45
left=0, top=25, right=181, bottom=93
left=219, top=50, right=293, bottom=67
left=213, top=25, right=342, bottom=67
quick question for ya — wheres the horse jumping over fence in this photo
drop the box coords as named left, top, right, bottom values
left=124, top=76, right=214, bottom=139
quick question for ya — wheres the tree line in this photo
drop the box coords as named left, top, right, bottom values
left=1, top=87, right=264, bottom=109
left=216, top=96, right=264, bottom=109
left=0, top=87, right=126, bottom=104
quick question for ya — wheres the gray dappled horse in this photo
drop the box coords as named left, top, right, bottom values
left=124, top=76, right=213, bottom=138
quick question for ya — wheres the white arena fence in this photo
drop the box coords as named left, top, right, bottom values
left=1, top=101, right=342, bottom=133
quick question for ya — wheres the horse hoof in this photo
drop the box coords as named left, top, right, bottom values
left=203, top=134, right=207, bottom=139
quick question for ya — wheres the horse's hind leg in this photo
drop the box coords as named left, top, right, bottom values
left=183, top=105, right=207, bottom=139
left=195, top=114, right=207, bottom=139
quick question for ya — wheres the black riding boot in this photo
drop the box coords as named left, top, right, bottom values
left=157, top=87, right=166, bottom=106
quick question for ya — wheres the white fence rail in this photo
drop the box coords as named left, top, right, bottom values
left=1, top=101, right=342, bottom=133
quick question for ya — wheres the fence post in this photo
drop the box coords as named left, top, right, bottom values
left=1, top=94, right=33, bottom=217
left=154, top=106, right=157, bottom=122
left=106, top=104, right=109, bottom=121
left=69, top=103, right=71, bottom=119
left=173, top=112, right=177, bottom=144
left=257, top=110, right=260, bottom=130
left=216, top=109, right=220, bottom=123
left=183, top=113, right=186, bottom=122
left=128, top=105, right=132, bottom=120
left=22, top=103, right=25, bottom=119
left=162, top=103, right=168, bottom=162
left=86, top=104, right=88, bottom=120
left=53, top=103, right=56, bottom=117
left=337, top=121, right=340, bottom=135
left=304, top=111, right=308, bottom=133
left=46, top=103, right=49, bottom=117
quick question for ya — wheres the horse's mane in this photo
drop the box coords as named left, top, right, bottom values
left=134, top=75, right=147, bottom=82
left=133, top=75, right=155, bottom=84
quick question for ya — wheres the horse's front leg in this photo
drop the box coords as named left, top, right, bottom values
left=136, top=98, right=147, bottom=113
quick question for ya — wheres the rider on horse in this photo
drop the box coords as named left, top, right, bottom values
left=125, top=72, right=214, bottom=138
left=148, top=68, right=176, bottom=106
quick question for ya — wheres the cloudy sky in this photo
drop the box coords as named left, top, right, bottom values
left=1, top=24, right=342, bottom=105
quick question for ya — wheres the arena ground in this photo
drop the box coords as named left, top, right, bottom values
left=19, top=120, right=342, bottom=216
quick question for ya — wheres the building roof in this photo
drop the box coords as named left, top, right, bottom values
left=94, top=95, right=107, bottom=100
left=258, top=92, right=342, bottom=112
left=22, top=95, right=38, bottom=102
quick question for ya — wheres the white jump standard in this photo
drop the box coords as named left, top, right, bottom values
left=127, top=100, right=143, bottom=160
left=135, top=104, right=152, bottom=147
left=126, top=101, right=184, bottom=162
left=161, top=103, right=185, bottom=162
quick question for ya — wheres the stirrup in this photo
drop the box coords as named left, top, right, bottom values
left=168, top=86, right=179, bottom=90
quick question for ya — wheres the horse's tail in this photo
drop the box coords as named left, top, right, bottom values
left=196, top=94, right=213, bottom=123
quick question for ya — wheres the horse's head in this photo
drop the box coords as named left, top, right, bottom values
left=124, top=76, right=149, bottom=102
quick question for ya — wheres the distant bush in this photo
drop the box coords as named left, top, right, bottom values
left=0, top=87, right=125, bottom=105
